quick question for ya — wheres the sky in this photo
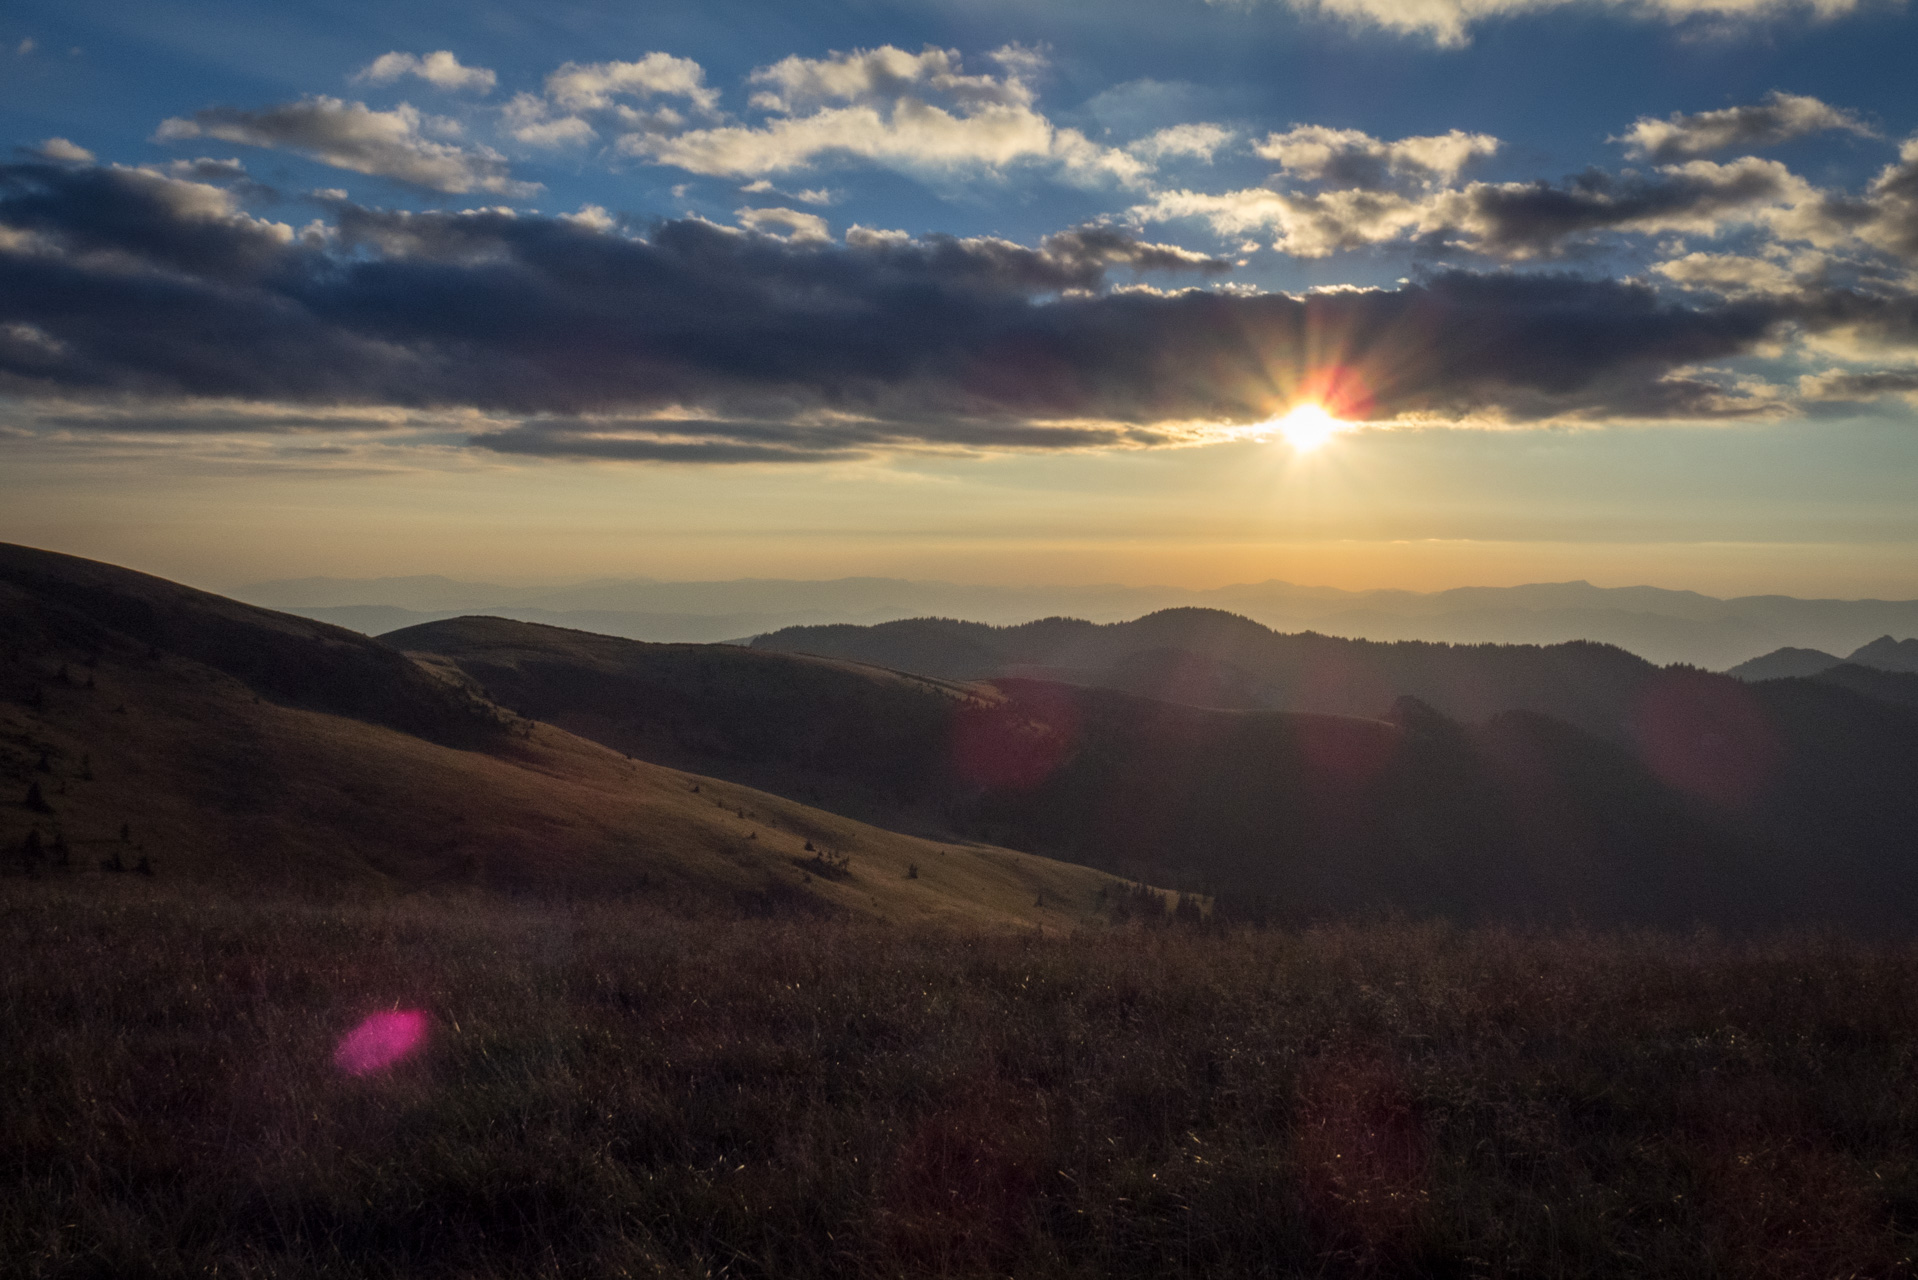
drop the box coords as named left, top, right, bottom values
left=2, top=0, right=1917, bottom=597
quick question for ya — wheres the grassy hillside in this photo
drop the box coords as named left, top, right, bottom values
left=7, top=880, right=1918, bottom=1278
left=0, top=544, right=1127, bottom=930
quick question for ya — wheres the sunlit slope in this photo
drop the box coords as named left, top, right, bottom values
left=0, top=544, right=1121, bottom=928
left=383, top=614, right=986, bottom=835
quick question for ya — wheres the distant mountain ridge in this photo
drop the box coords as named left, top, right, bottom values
left=396, top=613, right=1918, bottom=931
left=236, top=573, right=1918, bottom=670
left=1728, top=635, right=1918, bottom=681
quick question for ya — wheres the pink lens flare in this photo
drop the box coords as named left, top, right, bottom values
left=333, top=1009, right=429, bottom=1076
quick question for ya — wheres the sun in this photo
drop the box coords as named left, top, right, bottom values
left=1272, top=402, right=1349, bottom=453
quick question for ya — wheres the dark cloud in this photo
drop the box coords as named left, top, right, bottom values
left=4, top=160, right=1917, bottom=459
left=1616, top=92, right=1875, bottom=162
left=1800, top=368, right=1918, bottom=402
left=155, top=96, right=536, bottom=196
left=1455, top=159, right=1799, bottom=257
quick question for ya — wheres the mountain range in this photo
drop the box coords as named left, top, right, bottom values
left=390, top=609, right=1918, bottom=930
left=236, top=574, right=1918, bottom=671
left=14, top=543, right=1918, bottom=933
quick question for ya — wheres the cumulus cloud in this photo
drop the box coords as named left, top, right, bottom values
left=616, top=45, right=1148, bottom=188
left=1255, top=125, right=1499, bottom=187
left=1248, top=0, right=1871, bottom=48
left=155, top=96, right=538, bottom=197
left=1616, top=92, right=1875, bottom=161
left=545, top=54, right=718, bottom=112
left=1140, top=156, right=1815, bottom=258
left=500, top=93, right=599, bottom=147
left=7, top=161, right=1918, bottom=464
left=1653, top=250, right=1807, bottom=296
left=735, top=205, right=831, bottom=241
left=27, top=137, right=94, bottom=164
left=1129, top=123, right=1235, bottom=164
left=355, top=51, right=497, bottom=95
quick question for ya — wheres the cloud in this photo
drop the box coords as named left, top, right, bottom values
left=1255, top=125, right=1498, bottom=187
left=1798, top=367, right=1918, bottom=402
left=617, top=45, right=1148, bottom=188
left=735, top=205, right=831, bottom=241
left=500, top=93, right=598, bottom=147
left=155, top=96, right=537, bottom=196
left=26, top=137, right=94, bottom=164
left=1129, top=123, right=1235, bottom=164
left=7, top=160, right=1918, bottom=465
left=1653, top=250, right=1807, bottom=296
left=1243, top=0, right=1872, bottom=47
left=1139, top=156, right=1814, bottom=257
left=545, top=54, right=718, bottom=112
left=1616, top=92, right=1875, bottom=161
left=355, top=51, right=497, bottom=95
left=15, top=38, right=34, bottom=56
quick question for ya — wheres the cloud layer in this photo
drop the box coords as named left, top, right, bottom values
left=9, top=158, right=1916, bottom=465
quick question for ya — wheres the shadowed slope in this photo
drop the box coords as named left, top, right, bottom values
left=391, top=615, right=1918, bottom=930
left=0, top=547, right=1124, bottom=928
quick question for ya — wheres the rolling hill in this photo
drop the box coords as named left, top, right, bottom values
left=396, top=614, right=1918, bottom=931
left=752, top=609, right=1667, bottom=740
left=240, top=572, right=1918, bottom=669
left=0, top=544, right=1125, bottom=929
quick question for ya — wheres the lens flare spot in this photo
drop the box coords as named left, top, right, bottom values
left=333, top=1009, right=428, bottom=1076
left=1274, top=403, right=1348, bottom=453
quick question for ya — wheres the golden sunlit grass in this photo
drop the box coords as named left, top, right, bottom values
left=0, top=626, right=1125, bottom=931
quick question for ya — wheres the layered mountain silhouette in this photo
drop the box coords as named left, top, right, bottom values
left=1728, top=634, right=1918, bottom=681
left=0, top=544, right=1117, bottom=927
left=240, top=573, right=1918, bottom=670
left=400, top=613, right=1918, bottom=931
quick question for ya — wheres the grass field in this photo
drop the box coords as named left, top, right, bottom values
left=6, top=879, right=1917, bottom=1278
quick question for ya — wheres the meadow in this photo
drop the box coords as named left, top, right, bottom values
left=6, top=879, right=1917, bottom=1278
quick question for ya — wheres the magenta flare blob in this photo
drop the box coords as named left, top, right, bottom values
left=333, top=1009, right=428, bottom=1076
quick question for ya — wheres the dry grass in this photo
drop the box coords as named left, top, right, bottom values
left=6, top=879, right=1917, bottom=1278
left=1, top=638, right=1122, bottom=929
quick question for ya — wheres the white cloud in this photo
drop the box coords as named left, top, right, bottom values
left=746, top=45, right=1034, bottom=114
left=1255, top=125, right=1499, bottom=186
left=1249, top=0, right=1872, bottom=48
left=1129, top=123, right=1235, bottom=164
left=618, top=44, right=1145, bottom=188
left=355, top=51, right=497, bottom=94
left=1616, top=91, right=1875, bottom=160
left=1653, top=250, right=1806, bottom=295
left=736, top=205, right=832, bottom=241
left=156, top=96, right=539, bottom=197
left=31, top=137, right=95, bottom=164
left=559, top=204, right=617, bottom=232
left=545, top=54, right=718, bottom=112
left=500, top=93, right=597, bottom=147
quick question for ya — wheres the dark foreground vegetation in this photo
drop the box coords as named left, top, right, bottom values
left=7, top=881, right=1918, bottom=1278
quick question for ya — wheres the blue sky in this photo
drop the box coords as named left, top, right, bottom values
left=3, top=0, right=1917, bottom=593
